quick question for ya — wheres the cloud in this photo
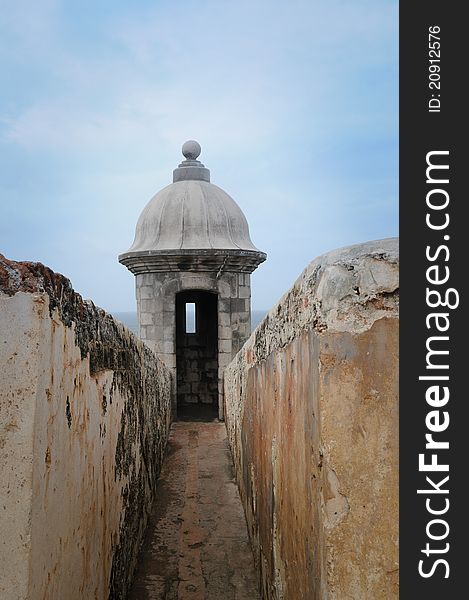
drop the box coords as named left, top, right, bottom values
left=1, top=0, right=397, bottom=153
left=0, top=0, right=398, bottom=311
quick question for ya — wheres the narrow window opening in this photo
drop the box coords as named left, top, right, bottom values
left=185, top=302, right=196, bottom=333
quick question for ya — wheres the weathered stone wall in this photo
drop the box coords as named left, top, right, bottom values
left=224, top=239, right=399, bottom=600
left=176, top=290, right=219, bottom=411
left=0, top=255, right=172, bottom=600
left=136, top=269, right=251, bottom=419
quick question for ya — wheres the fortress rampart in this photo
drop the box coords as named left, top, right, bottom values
left=0, top=237, right=399, bottom=599
left=224, top=238, right=399, bottom=599
left=0, top=256, right=172, bottom=600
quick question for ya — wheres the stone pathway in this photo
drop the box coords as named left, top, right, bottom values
left=129, top=422, right=260, bottom=600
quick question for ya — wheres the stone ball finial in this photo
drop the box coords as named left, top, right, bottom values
left=182, top=140, right=201, bottom=161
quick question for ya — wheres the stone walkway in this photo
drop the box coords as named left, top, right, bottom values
left=129, top=422, right=260, bottom=600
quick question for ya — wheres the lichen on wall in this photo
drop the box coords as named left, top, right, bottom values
left=0, top=255, right=172, bottom=600
left=224, top=238, right=399, bottom=599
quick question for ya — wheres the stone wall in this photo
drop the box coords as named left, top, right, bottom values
left=224, top=239, right=399, bottom=600
left=135, top=269, right=251, bottom=419
left=176, top=290, right=219, bottom=413
left=0, top=255, right=172, bottom=600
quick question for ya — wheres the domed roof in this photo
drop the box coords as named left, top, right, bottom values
left=119, top=142, right=266, bottom=274
left=126, top=179, right=261, bottom=253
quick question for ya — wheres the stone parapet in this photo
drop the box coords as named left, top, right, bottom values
left=0, top=255, right=172, bottom=600
left=224, top=238, right=399, bottom=599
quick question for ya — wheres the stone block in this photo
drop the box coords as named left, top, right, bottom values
left=219, top=298, right=231, bottom=313
left=162, top=341, right=174, bottom=354
left=193, top=382, right=207, bottom=394
left=155, top=326, right=166, bottom=340
left=218, top=325, right=232, bottom=341
left=163, top=312, right=175, bottom=328
left=237, top=323, right=250, bottom=337
left=140, top=313, right=153, bottom=326
left=219, top=339, right=232, bottom=353
left=218, top=352, right=232, bottom=366
left=218, top=312, right=231, bottom=327
left=187, top=371, right=200, bottom=383
left=153, top=340, right=164, bottom=353
left=217, top=281, right=231, bottom=298
left=139, top=299, right=156, bottom=313
left=163, top=325, right=174, bottom=341
left=177, top=383, right=190, bottom=395
left=238, top=285, right=251, bottom=299
left=138, top=286, right=154, bottom=300
left=138, top=274, right=154, bottom=286
left=231, top=298, right=247, bottom=313
left=205, top=370, right=217, bottom=381
left=142, top=325, right=155, bottom=340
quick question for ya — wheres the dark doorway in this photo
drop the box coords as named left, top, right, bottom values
left=176, top=291, right=218, bottom=421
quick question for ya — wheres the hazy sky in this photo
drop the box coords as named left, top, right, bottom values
left=0, top=0, right=398, bottom=312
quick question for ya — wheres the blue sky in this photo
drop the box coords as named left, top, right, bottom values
left=0, top=0, right=398, bottom=312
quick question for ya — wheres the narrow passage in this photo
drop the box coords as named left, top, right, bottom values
left=129, top=422, right=260, bottom=600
